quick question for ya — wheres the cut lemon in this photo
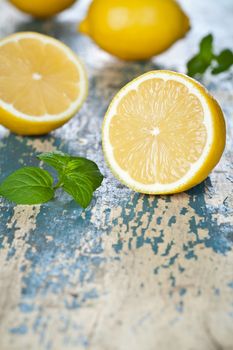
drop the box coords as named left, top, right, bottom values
left=102, top=70, right=226, bottom=194
left=0, top=32, right=88, bottom=135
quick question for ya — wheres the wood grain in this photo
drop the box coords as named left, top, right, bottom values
left=0, top=0, right=232, bottom=349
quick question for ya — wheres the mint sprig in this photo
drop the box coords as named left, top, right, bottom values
left=187, top=34, right=233, bottom=77
left=0, top=152, right=103, bottom=208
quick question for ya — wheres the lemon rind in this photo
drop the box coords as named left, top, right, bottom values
left=102, top=70, right=225, bottom=194
left=0, top=32, right=88, bottom=123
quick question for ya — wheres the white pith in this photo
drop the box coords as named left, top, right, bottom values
left=0, top=32, right=87, bottom=122
left=103, top=71, right=213, bottom=193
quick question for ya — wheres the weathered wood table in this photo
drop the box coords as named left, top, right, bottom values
left=0, top=0, right=233, bottom=349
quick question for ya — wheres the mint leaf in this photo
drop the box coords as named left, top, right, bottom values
left=64, top=158, right=104, bottom=191
left=187, top=34, right=233, bottom=77
left=39, top=151, right=103, bottom=208
left=199, top=34, right=213, bottom=62
left=62, top=159, right=103, bottom=208
left=0, top=167, right=54, bottom=205
left=212, top=49, right=233, bottom=74
left=0, top=152, right=103, bottom=208
left=63, top=176, right=94, bottom=208
left=187, top=34, right=214, bottom=77
left=38, top=151, right=70, bottom=175
left=187, top=54, right=210, bottom=77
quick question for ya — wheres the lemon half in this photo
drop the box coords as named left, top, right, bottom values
left=102, top=71, right=226, bottom=194
left=0, top=32, right=88, bottom=135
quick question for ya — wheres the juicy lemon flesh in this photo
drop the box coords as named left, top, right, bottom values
left=10, top=0, right=76, bottom=18
left=103, top=71, right=226, bottom=194
left=79, top=0, right=190, bottom=60
left=0, top=33, right=87, bottom=135
left=109, top=79, right=207, bottom=185
left=0, top=38, right=80, bottom=116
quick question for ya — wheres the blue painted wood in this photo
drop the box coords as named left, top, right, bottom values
left=0, top=0, right=233, bottom=349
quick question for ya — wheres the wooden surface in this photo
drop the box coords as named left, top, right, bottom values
left=0, top=0, right=233, bottom=349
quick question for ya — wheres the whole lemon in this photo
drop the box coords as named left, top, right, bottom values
left=10, top=0, right=76, bottom=18
left=79, top=0, right=190, bottom=60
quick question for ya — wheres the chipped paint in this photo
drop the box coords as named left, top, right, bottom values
left=0, top=0, right=233, bottom=349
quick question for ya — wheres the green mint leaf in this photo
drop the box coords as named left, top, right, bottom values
left=212, top=49, right=233, bottom=74
left=187, top=54, right=210, bottom=77
left=199, top=34, right=213, bottom=62
left=62, top=158, right=104, bottom=208
left=38, top=151, right=71, bottom=175
left=0, top=167, right=54, bottom=205
left=39, top=151, right=104, bottom=208
left=0, top=152, right=103, bottom=208
left=64, top=158, right=104, bottom=191
left=187, top=34, right=214, bottom=77
left=187, top=34, right=232, bottom=78
left=63, top=175, right=94, bottom=208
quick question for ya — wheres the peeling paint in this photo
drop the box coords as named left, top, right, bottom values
left=0, top=0, right=233, bottom=349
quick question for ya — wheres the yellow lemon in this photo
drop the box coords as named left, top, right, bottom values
left=79, top=0, right=190, bottom=60
left=102, top=71, right=226, bottom=194
left=0, top=32, right=88, bottom=135
left=10, top=0, right=76, bottom=18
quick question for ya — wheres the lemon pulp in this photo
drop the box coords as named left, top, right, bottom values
left=102, top=71, right=226, bottom=194
left=0, top=32, right=87, bottom=135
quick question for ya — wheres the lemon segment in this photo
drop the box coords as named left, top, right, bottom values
left=10, top=0, right=76, bottom=18
left=79, top=0, right=190, bottom=60
left=0, top=32, right=88, bottom=135
left=102, top=71, right=226, bottom=194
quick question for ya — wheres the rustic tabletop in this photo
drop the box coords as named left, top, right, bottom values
left=0, top=0, right=233, bottom=349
